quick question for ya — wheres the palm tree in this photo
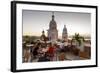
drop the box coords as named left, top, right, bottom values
left=71, top=33, right=85, bottom=47
left=70, top=33, right=85, bottom=55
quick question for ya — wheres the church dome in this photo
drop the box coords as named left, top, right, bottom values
left=63, top=25, right=67, bottom=34
left=49, top=14, right=57, bottom=29
left=40, top=30, right=47, bottom=41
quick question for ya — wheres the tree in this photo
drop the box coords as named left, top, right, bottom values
left=71, top=33, right=85, bottom=46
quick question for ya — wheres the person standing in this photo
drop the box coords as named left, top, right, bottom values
left=47, top=43, right=55, bottom=61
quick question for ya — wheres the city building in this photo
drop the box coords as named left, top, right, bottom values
left=62, top=25, right=68, bottom=42
left=47, top=12, right=58, bottom=42
left=40, top=30, right=47, bottom=41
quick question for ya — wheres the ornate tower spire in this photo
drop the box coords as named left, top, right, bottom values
left=40, top=30, right=46, bottom=41
left=48, top=12, right=58, bottom=42
left=63, top=25, right=67, bottom=34
left=64, top=25, right=66, bottom=28
left=52, top=12, right=54, bottom=20
left=42, top=30, right=45, bottom=34
left=62, top=25, right=68, bottom=42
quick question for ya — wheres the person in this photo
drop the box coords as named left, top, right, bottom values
left=59, top=52, right=66, bottom=61
left=58, top=43, right=67, bottom=61
left=46, top=43, right=55, bottom=61
left=53, top=44, right=58, bottom=61
left=38, top=53, right=50, bottom=62
left=30, top=45, right=34, bottom=62
left=32, top=43, right=41, bottom=59
left=24, top=47, right=31, bottom=62
left=37, top=45, right=45, bottom=58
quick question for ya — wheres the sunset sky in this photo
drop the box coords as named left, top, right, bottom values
left=23, top=10, right=91, bottom=38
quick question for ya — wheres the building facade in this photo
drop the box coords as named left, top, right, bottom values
left=62, top=25, right=68, bottom=42
left=40, top=30, right=46, bottom=41
left=47, top=13, right=58, bottom=42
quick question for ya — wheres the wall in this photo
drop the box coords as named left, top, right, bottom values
left=0, top=0, right=99, bottom=73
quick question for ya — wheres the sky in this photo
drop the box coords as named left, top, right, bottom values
left=22, top=10, right=91, bottom=38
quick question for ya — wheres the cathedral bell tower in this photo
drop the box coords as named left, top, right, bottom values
left=47, top=12, right=58, bottom=42
left=62, top=25, right=68, bottom=42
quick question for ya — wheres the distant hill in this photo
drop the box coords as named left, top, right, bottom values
left=23, top=35, right=40, bottom=43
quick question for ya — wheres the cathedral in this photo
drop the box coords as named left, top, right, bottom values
left=40, top=12, right=68, bottom=43
left=47, top=13, right=58, bottom=42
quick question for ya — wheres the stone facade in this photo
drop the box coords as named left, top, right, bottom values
left=40, top=30, right=46, bottom=41
left=47, top=13, right=58, bottom=42
left=62, top=25, right=68, bottom=42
